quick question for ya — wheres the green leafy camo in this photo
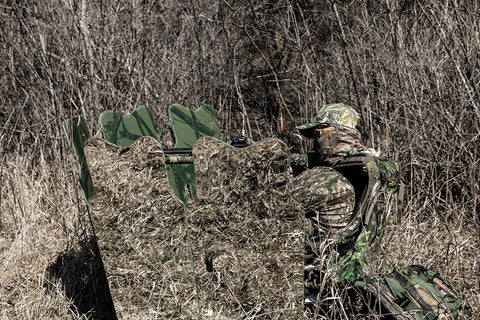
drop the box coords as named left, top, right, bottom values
left=337, top=230, right=370, bottom=281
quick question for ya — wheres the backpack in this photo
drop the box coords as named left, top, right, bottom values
left=361, top=265, right=471, bottom=319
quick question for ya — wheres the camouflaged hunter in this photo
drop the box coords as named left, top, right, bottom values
left=290, top=103, right=399, bottom=302
left=291, top=104, right=471, bottom=318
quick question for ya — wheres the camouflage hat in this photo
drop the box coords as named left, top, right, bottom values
left=297, top=103, right=361, bottom=138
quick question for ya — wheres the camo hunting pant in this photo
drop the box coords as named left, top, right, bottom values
left=290, top=166, right=356, bottom=291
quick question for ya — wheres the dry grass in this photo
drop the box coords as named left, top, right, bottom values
left=0, top=153, right=90, bottom=319
left=1, top=0, right=479, bottom=319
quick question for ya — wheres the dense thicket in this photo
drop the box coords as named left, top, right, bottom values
left=2, top=0, right=479, bottom=220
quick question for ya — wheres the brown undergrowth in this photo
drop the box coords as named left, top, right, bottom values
left=1, top=138, right=478, bottom=319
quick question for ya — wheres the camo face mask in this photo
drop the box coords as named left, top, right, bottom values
left=312, top=124, right=364, bottom=156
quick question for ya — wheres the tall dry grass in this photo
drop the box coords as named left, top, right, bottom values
left=1, top=0, right=479, bottom=318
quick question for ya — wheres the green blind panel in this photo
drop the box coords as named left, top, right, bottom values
left=64, top=116, right=94, bottom=199
left=99, top=105, right=160, bottom=147
left=167, top=104, right=222, bottom=203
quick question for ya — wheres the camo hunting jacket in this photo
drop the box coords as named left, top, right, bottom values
left=290, top=151, right=399, bottom=282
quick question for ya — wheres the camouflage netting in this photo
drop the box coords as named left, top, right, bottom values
left=188, top=137, right=303, bottom=319
left=84, top=137, right=195, bottom=319
left=83, top=136, right=304, bottom=319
